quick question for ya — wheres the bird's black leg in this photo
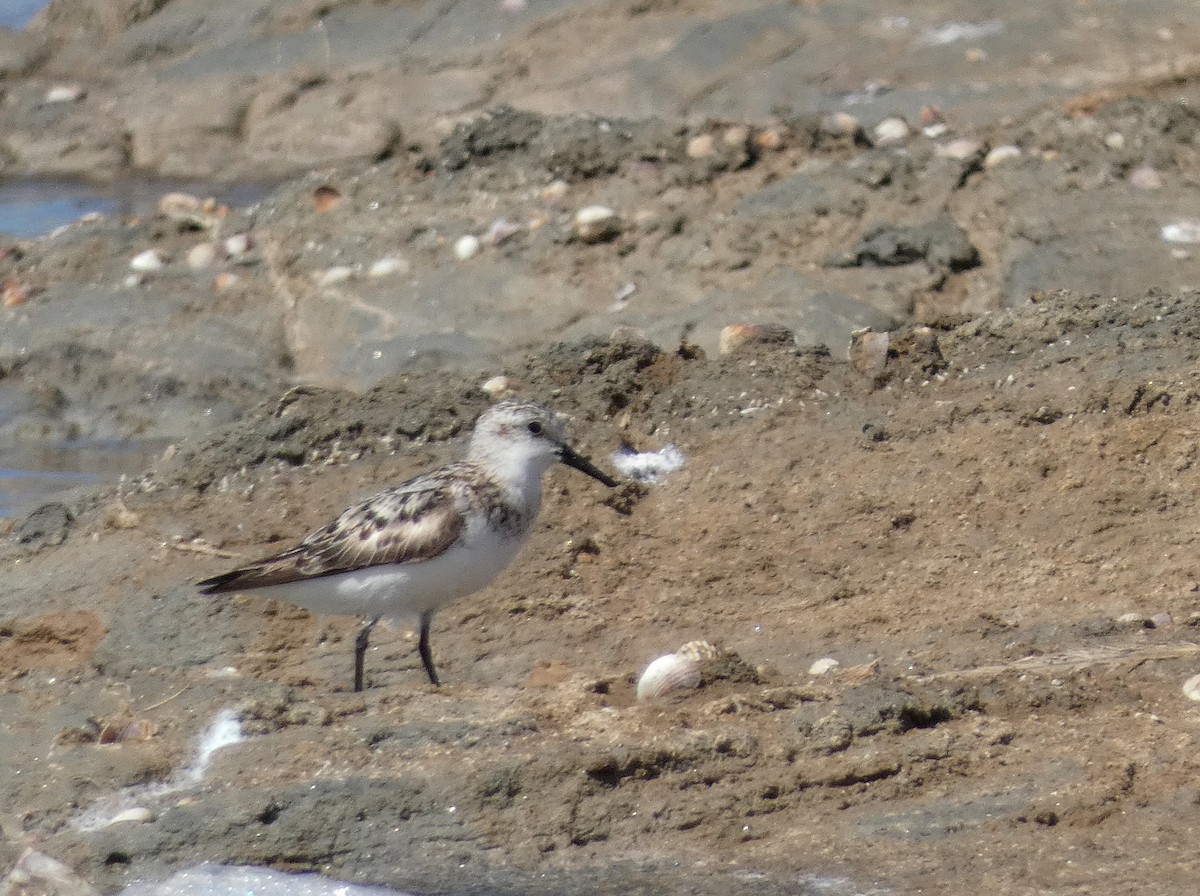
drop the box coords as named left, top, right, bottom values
left=418, top=611, right=440, bottom=686
left=354, top=615, right=382, bottom=692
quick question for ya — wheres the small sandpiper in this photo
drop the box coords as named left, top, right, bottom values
left=197, top=399, right=618, bottom=691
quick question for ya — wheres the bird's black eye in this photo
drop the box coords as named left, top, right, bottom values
left=527, top=420, right=543, bottom=435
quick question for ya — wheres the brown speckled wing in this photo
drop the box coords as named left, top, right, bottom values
left=197, top=468, right=468, bottom=593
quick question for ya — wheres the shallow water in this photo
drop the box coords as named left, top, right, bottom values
left=0, top=177, right=273, bottom=239
left=0, top=439, right=167, bottom=519
left=0, top=0, right=46, bottom=31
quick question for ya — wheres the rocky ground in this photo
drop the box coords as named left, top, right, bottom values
left=4, top=1, right=1200, bottom=895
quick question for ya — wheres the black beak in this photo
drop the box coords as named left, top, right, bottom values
left=560, top=443, right=619, bottom=487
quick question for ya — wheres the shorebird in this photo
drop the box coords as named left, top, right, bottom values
left=197, top=399, right=618, bottom=691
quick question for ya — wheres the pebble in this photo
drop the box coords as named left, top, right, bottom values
left=848, top=328, right=890, bottom=375
left=186, top=243, right=218, bottom=269
left=936, top=137, right=984, bottom=161
left=2, top=278, right=29, bottom=308
left=453, top=234, right=481, bottom=260
left=540, top=180, right=569, bottom=204
left=809, top=657, right=841, bottom=676
left=483, top=218, right=522, bottom=247
left=1184, top=673, right=1200, bottom=702
left=983, top=145, right=1022, bottom=168
left=213, top=272, right=240, bottom=291
left=316, top=265, right=355, bottom=286
left=480, top=375, right=517, bottom=399
left=367, top=256, right=410, bottom=278
left=223, top=233, right=252, bottom=258
left=573, top=206, right=622, bottom=243
left=920, top=106, right=948, bottom=138
left=718, top=323, right=794, bottom=356
left=1128, top=165, right=1164, bottom=190
left=723, top=125, right=750, bottom=147
left=1161, top=222, right=1200, bottom=244
left=1104, top=131, right=1125, bottom=150
left=821, top=111, right=861, bottom=138
left=752, top=126, right=785, bottom=152
left=43, top=84, right=85, bottom=104
left=129, top=249, right=165, bottom=272
left=312, top=185, right=341, bottom=213
left=872, top=116, right=911, bottom=146
left=686, top=134, right=716, bottom=159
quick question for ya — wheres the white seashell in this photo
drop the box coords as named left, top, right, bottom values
left=637, top=652, right=701, bottom=701
left=809, top=657, right=841, bottom=676
left=574, top=206, right=621, bottom=243
left=873, top=117, right=911, bottom=146
left=1184, top=673, right=1200, bottom=702
left=129, top=249, right=165, bottom=272
left=223, top=233, right=252, bottom=257
left=368, top=256, right=411, bottom=278
left=108, top=807, right=155, bottom=825
left=983, top=145, right=1022, bottom=168
left=453, top=234, right=481, bottom=260
left=316, top=265, right=355, bottom=286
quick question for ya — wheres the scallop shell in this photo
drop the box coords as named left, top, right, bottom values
left=636, top=640, right=719, bottom=701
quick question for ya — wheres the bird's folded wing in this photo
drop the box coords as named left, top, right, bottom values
left=197, top=480, right=466, bottom=592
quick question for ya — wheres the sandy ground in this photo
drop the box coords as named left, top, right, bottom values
left=4, top=1, right=1200, bottom=895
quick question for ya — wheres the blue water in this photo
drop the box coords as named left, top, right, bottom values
left=0, top=178, right=274, bottom=239
left=0, top=0, right=47, bottom=30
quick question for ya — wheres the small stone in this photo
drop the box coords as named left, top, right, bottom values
left=223, top=233, right=252, bottom=257
left=316, top=265, right=355, bottom=286
left=186, top=243, right=218, bottom=269
left=453, top=234, right=481, bottom=260
left=687, top=134, right=716, bottom=159
left=809, top=657, right=841, bottom=676
left=821, top=111, right=861, bottom=138
left=213, top=272, right=240, bottom=291
left=723, top=125, right=750, bottom=147
left=873, top=116, right=911, bottom=146
left=367, top=256, right=411, bottom=278
left=1162, top=222, right=1200, bottom=244
left=312, top=185, right=341, bottom=213
left=44, top=84, right=85, bottom=104
left=848, top=328, right=890, bottom=375
left=573, top=206, right=622, bottom=243
left=1151, top=612, right=1174, bottom=628
left=984, top=145, right=1022, bottom=168
left=1104, top=131, right=1125, bottom=150
left=2, top=277, right=29, bottom=308
left=719, top=323, right=794, bottom=356
left=480, top=375, right=517, bottom=399
left=483, top=218, right=522, bottom=247
left=129, top=249, right=165, bottom=272
left=1184, top=673, right=1200, bottom=702
left=752, top=126, right=785, bottom=151
left=1128, top=165, right=1164, bottom=190
left=540, top=180, right=569, bottom=204
left=919, top=105, right=947, bottom=136
left=936, top=137, right=984, bottom=161
left=158, top=192, right=202, bottom=217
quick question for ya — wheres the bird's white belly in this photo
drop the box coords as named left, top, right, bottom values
left=250, top=529, right=527, bottom=622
